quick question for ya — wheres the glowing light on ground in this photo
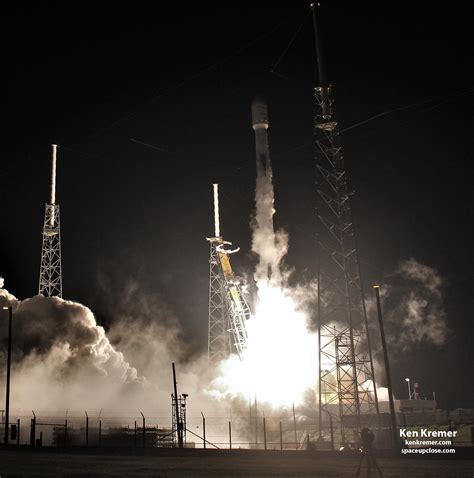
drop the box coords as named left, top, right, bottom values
left=209, top=281, right=317, bottom=407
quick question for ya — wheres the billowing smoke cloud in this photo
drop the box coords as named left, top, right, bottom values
left=0, top=280, right=260, bottom=445
left=0, top=286, right=153, bottom=412
left=96, top=273, right=186, bottom=374
left=368, top=258, right=449, bottom=352
left=95, top=273, right=213, bottom=404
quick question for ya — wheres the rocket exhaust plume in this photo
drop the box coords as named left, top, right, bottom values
left=50, top=144, right=57, bottom=226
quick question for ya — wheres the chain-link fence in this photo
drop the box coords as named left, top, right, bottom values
left=1, top=408, right=473, bottom=449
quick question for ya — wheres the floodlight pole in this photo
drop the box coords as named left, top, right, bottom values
left=3, top=306, right=12, bottom=445
left=374, top=285, right=398, bottom=449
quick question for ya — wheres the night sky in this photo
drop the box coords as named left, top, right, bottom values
left=2, top=3, right=473, bottom=409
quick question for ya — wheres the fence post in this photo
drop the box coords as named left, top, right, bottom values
left=30, top=411, right=36, bottom=446
left=64, top=419, right=68, bottom=447
left=134, top=421, right=137, bottom=447
left=201, top=412, right=206, bottom=449
left=30, top=418, right=35, bottom=446
left=85, top=411, right=89, bottom=447
left=279, top=421, right=283, bottom=450
left=99, top=420, right=102, bottom=446
left=229, top=421, right=232, bottom=449
left=249, top=398, right=252, bottom=447
left=263, top=416, right=267, bottom=451
left=329, top=414, right=334, bottom=452
left=141, top=412, right=146, bottom=448
left=254, top=395, right=258, bottom=448
left=16, top=418, right=20, bottom=445
left=293, top=403, right=297, bottom=450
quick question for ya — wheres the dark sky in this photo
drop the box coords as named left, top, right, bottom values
left=2, top=3, right=473, bottom=409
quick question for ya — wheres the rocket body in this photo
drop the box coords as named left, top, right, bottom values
left=251, top=97, right=271, bottom=176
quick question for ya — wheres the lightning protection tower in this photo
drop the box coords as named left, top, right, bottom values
left=310, top=3, right=379, bottom=444
left=38, top=144, right=62, bottom=298
left=207, top=184, right=250, bottom=364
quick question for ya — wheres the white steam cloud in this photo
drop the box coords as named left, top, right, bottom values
left=0, top=287, right=151, bottom=411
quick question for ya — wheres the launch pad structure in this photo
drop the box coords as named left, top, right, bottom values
left=207, top=184, right=250, bottom=364
left=310, top=3, right=379, bottom=444
left=38, top=144, right=63, bottom=298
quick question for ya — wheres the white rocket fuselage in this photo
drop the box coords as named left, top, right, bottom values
left=251, top=98, right=271, bottom=175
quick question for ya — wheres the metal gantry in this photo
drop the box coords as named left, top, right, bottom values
left=38, top=203, right=62, bottom=297
left=38, top=144, right=62, bottom=298
left=218, top=244, right=250, bottom=356
left=311, top=4, right=378, bottom=445
left=208, top=240, right=232, bottom=363
left=207, top=184, right=250, bottom=364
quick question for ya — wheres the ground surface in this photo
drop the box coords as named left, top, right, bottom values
left=0, top=448, right=473, bottom=477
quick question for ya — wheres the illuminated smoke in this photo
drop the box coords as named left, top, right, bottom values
left=0, top=287, right=150, bottom=411
left=95, top=273, right=187, bottom=376
left=0, top=270, right=234, bottom=423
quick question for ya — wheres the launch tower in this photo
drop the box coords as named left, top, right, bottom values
left=38, top=144, right=62, bottom=297
left=207, top=184, right=250, bottom=364
left=310, top=4, right=379, bottom=444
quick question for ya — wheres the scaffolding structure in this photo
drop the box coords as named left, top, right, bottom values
left=38, top=144, right=62, bottom=298
left=208, top=240, right=232, bottom=362
left=310, top=4, right=379, bottom=445
left=207, top=184, right=250, bottom=364
left=171, top=392, right=187, bottom=448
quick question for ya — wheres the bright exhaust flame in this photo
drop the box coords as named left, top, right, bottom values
left=210, top=281, right=317, bottom=406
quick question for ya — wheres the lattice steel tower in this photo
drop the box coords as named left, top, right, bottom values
left=207, top=184, right=250, bottom=364
left=310, top=3, right=379, bottom=444
left=39, top=144, right=62, bottom=298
